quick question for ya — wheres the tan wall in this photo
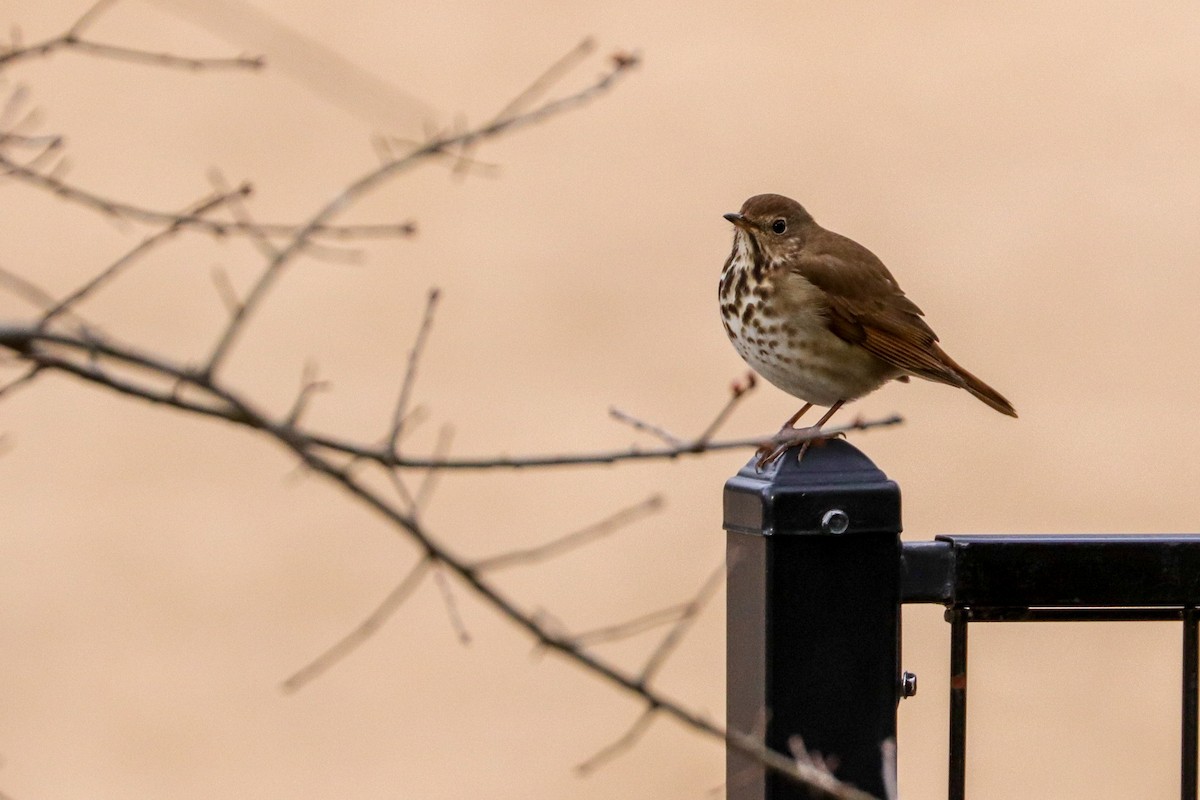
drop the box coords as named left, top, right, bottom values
left=1, top=2, right=1198, bottom=798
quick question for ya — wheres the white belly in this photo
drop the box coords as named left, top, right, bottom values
left=728, top=319, right=897, bottom=406
left=719, top=247, right=899, bottom=405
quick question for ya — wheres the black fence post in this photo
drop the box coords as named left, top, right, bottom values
left=725, top=439, right=903, bottom=799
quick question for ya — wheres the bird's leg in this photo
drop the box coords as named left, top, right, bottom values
left=754, top=403, right=811, bottom=468
left=755, top=401, right=844, bottom=470
left=782, top=403, right=814, bottom=430
left=792, top=400, right=845, bottom=461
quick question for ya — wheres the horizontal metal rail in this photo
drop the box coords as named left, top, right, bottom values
left=903, top=534, right=1200, bottom=800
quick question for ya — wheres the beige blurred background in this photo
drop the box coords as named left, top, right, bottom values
left=0, top=1, right=1198, bottom=798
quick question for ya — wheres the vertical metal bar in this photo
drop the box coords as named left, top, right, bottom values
left=948, top=608, right=969, bottom=800
left=1184, top=606, right=1198, bottom=800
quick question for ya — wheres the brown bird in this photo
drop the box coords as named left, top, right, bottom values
left=719, top=193, right=1016, bottom=466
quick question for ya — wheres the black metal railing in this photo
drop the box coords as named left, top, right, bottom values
left=724, top=440, right=1200, bottom=800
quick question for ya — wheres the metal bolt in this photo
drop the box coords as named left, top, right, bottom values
left=901, top=671, right=918, bottom=699
left=820, top=508, right=850, bottom=535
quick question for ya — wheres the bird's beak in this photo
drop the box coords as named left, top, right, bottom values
left=723, top=212, right=753, bottom=231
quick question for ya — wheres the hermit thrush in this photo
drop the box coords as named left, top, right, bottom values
left=719, top=194, right=1015, bottom=466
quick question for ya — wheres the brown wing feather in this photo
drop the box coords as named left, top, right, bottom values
left=790, top=229, right=967, bottom=387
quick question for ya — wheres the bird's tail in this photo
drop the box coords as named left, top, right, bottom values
left=937, top=347, right=1018, bottom=418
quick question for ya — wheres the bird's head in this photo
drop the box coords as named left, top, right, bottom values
left=723, top=194, right=814, bottom=260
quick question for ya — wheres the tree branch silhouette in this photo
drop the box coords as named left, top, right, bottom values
left=0, top=11, right=896, bottom=798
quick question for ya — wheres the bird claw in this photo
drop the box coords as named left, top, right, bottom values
left=754, top=442, right=786, bottom=471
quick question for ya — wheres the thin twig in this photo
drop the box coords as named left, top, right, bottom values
left=374, top=134, right=501, bottom=177
left=433, top=565, right=471, bottom=645
left=0, top=1, right=264, bottom=72
left=788, top=735, right=841, bottom=783
left=66, top=0, right=118, bottom=39
left=474, top=494, right=664, bottom=572
left=576, top=708, right=655, bottom=775
left=387, top=288, right=440, bottom=453
left=609, top=406, right=684, bottom=448
left=281, top=557, right=432, bottom=693
left=207, top=169, right=278, bottom=262
left=0, top=129, right=63, bottom=150
left=386, top=467, right=417, bottom=515
left=0, top=364, right=40, bottom=400
left=0, top=263, right=65, bottom=312
left=640, top=559, right=727, bottom=683
left=0, top=152, right=414, bottom=239
left=572, top=603, right=688, bottom=647
left=304, top=415, right=902, bottom=471
left=453, top=38, right=595, bottom=173
left=285, top=361, right=330, bottom=426
left=48, top=38, right=264, bottom=71
left=413, top=424, right=454, bottom=516
left=40, top=184, right=252, bottom=325
left=575, top=559, right=728, bottom=777
left=696, top=371, right=757, bottom=444
left=209, top=267, right=242, bottom=315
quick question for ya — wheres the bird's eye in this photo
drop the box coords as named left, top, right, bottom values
left=770, top=218, right=787, bottom=234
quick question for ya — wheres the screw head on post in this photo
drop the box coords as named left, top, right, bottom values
left=821, top=508, right=850, bottom=535
left=901, top=671, right=918, bottom=699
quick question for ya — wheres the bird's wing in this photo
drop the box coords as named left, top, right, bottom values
left=790, top=235, right=966, bottom=387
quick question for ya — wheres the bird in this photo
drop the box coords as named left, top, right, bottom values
left=718, top=193, right=1016, bottom=467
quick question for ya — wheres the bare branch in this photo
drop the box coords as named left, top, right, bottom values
left=285, top=361, right=330, bottom=427
left=281, top=557, right=432, bottom=694
left=206, top=169, right=278, bottom=262
left=696, top=371, right=757, bottom=444
left=304, top=414, right=903, bottom=471
left=572, top=603, right=688, bottom=647
left=0, top=35, right=889, bottom=793
left=412, top=424, right=454, bottom=515
left=575, top=560, right=728, bottom=776
left=0, top=2, right=264, bottom=72
left=40, top=184, right=252, bottom=325
left=387, top=288, right=440, bottom=453
left=0, top=129, right=63, bottom=151
left=433, top=565, right=471, bottom=645
left=0, top=326, right=902, bottom=469
left=66, top=0, right=118, bottom=39
left=0, top=323, right=882, bottom=796
left=609, top=406, right=684, bottom=448
left=0, top=263, right=67, bottom=313
left=474, top=494, right=664, bottom=572
left=209, top=267, right=242, bottom=316
left=600, top=374, right=757, bottom=467
left=453, top=37, right=595, bottom=174
left=788, top=735, right=841, bottom=787
left=640, top=559, right=726, bottom=684
left=375, top=134, right=501, bottom=178
left=385, top=467, right=417, bottom=516
left=498, top=38, right=597, bottom=129
left=44, top=38, right=263, bottom=71
left=200, top=50, right=635, bottom=377
left=0, top=364, right=40, bottom=400
left=576, top=708, right=655, bottom=775
left=0, top=151, right=414, bottom=239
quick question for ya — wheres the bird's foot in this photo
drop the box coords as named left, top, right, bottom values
left=754, top=425, right=823, bottom=471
